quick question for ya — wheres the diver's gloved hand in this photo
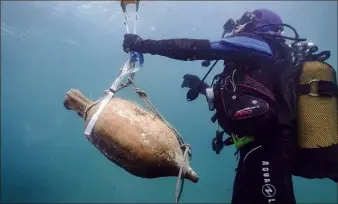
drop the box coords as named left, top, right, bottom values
left=181, top=74, right=210, bottom=95
left=181, top=74, right=201, bottom=89
left=123, top=34, right=143, bottom=53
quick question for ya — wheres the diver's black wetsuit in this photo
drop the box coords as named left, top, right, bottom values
left=122, top=33, right=297, bottom=204
left=232, top=141, right=296, bottom=204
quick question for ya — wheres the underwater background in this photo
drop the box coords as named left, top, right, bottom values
left=1, top=1, right=337, bottom=203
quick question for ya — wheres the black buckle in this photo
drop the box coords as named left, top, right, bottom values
left=212, top=130, right=225, bottom=154
left=310, top=80, right=338, bottom=97
left=211, top=113, right=218, bottom=123
left=308, top=79, right=320, bottom=97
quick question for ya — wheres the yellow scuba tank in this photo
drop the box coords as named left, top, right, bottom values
left=298, top=61, right=337, bottom=148
left=293, top=45, right=338, bottom=182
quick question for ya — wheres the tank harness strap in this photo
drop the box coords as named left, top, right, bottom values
left=297, top=80, right=338, bottom=97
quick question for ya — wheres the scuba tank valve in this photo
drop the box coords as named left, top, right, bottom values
left=290, top=41, right=319, bottom=64
left=212, top=130, right=225, bottom=154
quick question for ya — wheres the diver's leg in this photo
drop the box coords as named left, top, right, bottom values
left=231, top=142, right=296, bottom=204
left=231, top=157, right=250, bottom=204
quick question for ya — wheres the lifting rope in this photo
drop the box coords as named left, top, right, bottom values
left=83, top=1, right=192, bottom=203
left=121, top=0, right=139, bottom=34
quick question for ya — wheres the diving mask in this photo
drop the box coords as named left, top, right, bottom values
left=223, top=11, right=256, bottom=34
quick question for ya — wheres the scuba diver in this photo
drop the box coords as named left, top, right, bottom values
left=122, top=8, right=338, bottom=204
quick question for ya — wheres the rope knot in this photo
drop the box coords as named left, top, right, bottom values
left=135, top=88, right=147, bottom=98
left=180, top=144, right=192, bottom=159
left=180, top=144, right=191, bottom=152
left=104, top=89, right=110, bottom=95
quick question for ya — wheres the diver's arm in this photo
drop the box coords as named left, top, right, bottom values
left=130, top=36, right=273, bottom=61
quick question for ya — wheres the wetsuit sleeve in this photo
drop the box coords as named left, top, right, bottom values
left=130, top=36, right=273, bottom=61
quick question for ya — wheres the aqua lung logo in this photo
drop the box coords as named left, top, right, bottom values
left=262, top=184, right=276, bottom=197
left=261, top=161, right=276, bottom=203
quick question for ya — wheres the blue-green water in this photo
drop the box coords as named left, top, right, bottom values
left=1, top=1, right=337, bottom=203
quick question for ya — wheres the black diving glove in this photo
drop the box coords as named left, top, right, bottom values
left=123, top=34, right=143, bottom=53
left=181, top=74, right=210, bottom=96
